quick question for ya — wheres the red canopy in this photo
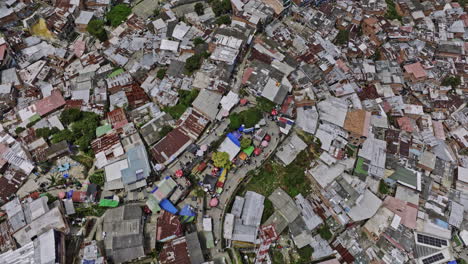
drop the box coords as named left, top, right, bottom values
left=210, top=198, right=219, bottom=207
left=240, top=98, right=248, bottom=105
left=175, top=169, right=184, bottom=178
left=254, top=148, right=262, bottom=156
left=264, top=134, right=271, bottom=142
left=271, top=109, right=278, bottom=116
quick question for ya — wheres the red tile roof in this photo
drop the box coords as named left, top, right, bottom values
left=34, top=90, right=66, bottom=116
left=150, top=127, right=191, bottom=164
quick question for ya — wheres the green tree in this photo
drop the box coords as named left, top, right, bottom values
left=378, top=180, right=390, bottom=195
left=193, top=37, right=205, bottom=45
left=60, top=108, right=82, bottom=125
left=211, top=0, right=231, bottom=16
left=185, top=54, right=203, bottom=74
left=240, top=138, right=252, bottom=149
left=256, top=97, right=276, bottom=112
left=212, top=151, right=232, bottom=169
left=441, top=75, right=461, bottom=88
left=194, top=3, right=205, bottom=16
left=215, top=15, right=231, bottom=25
left=15, top=127, right=25, bottom=134
left=157, top=68, right=167, bottom=80
left=51, top=129, right=74, bottom=143
left=335, top=29, right=349, bottom=45
left=89, top=171, right=105, bottom=187
left=87, top=20, right=108, bottom=42
left=36, top=127, right=60, bottom=139
left=106, top=4, right=132, bottom=27
left=318, top=225, right=333, bottom=240
left=229, top=112, right=242, bottom=129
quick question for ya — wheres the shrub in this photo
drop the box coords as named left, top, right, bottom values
left=211, top=0, right=231, bottom=16
left=89, top=171, right=105, bottom=187
left=194, top=3, right=204, bottom=16
left=106, top=4, right=132, bottom=27
left=15, top=127, right=25, bottom=134
left=193, top=37, right=206, bottom=45
left=335, top=29, right=349, bottom=45
left=215, top=15, right=231, bottom=25
left=185, top=54, right=203, bottom=74
left=441, top=75, right=461, bottom=88
left=157, top=68, right=167, bottom=80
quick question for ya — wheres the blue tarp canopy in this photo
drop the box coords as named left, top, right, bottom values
left=227, top=133, right=241, bottom=147
left=179, top=205, right=196, bottom=217
left=160, top=198, right=178, bottom=214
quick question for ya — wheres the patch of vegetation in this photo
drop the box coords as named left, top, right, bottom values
left=385, top=0, right=402, bottom=21
left=87, top=20, right=107, bottom=42
left=71, top=154, right=94, bottom=170
left=441, top=75, right=461, bottom=88
left=228, top=108, right=263, bottom=130
left=240, top=138, right=252, bottom=150
left=106, top=4, right=132, bottom=27
left=194, top=2, right=204, bottom=16
left=53, top=111, right=100, bottom=151
left=185, top=53, right=204, bottom=74
left=89, top=170, right=105, bottom=187
left=262, top=199, right=274, bottom=223
left=318, top=224, right=333, bottom=240
left=335, top=29, right=349, bottom=45
left=271, top=249, right=284, bottom=264
left=256, top=97, right=276, bottom=112
left=241, top=150, right=313, bottom=197
left=157, top=68, right=167, bottom=80
left=43, top=193, right=57, bottom=204
left=354, top=157, right=369, bottom=176
left=295, top=246, right=313, bottom=264
left=36, top=127, right=60, bottom=140
left=193, top=37, right=206, bottom=45
left=215, top=15, right=231, bottom=25
left=378, top=180, right=390, bottom=195
left=457, top=259, right=467, bottom=264
left=210, top=0, right=231, bottom=16
left=15, top=127, right=25, bottom=134
left=75, top=204, right=107, bottom=217
left=26, top=118, right=41, bottom=128
left=163, top=89, right=199, bottom=119
left=212, top=151, right=232, bottom=169
left=159, top=125, right=173, bottom=138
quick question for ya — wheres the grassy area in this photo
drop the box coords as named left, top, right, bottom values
left=240, top=150, right=313, bottom=198
left=385, top=0, right=402, bottom=21
left=262, top=199, right=274, bottom=223
left=74, top=204, right=107, bottom=217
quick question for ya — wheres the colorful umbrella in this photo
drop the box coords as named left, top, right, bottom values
left=264, top=134, right=271, bottom=142
left=200, top=145, right=208, bottom=151
left=209, top=198, right=219, bottom=207
left=261, top=140, right=269, bottom=147
left=254, top=148, right=262, bottom=156
left=175, top=169, right=184, bottom=178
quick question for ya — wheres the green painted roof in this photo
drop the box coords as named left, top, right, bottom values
left=99, top=199, right=119, bottom=207
left=29, top=114, right=41, bottom=123
left=243, top=146, right=255, bottom=156
left=96, top=124, right=112, bottom=137
left=354, top=157, right=369, bottom=176
left=108, top=68, right=124, bottom=78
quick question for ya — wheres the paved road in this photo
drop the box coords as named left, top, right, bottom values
left=206, top=118, right=281, bottom=259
